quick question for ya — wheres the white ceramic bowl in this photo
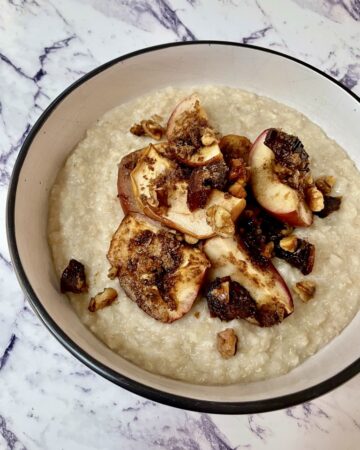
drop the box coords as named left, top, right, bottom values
left=7, top=42, right=360, bottom=413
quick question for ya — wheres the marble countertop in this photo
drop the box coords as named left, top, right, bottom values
left=1, top=1, right=359, bottom=449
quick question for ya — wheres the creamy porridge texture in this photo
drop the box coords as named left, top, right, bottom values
left=48, top=86, right=360, bottom=384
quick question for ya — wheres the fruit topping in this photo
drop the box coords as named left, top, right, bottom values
left=249, top=129, right=313, bottom=227
left=314, top=196, right=342, bottom=218
left=206, top=276, right=257, bottom=321
left=203, top=235, right=293, bottom=327
left=60, top=259, right=88, bottom=294
left=107, top=214, right=209, bottom=322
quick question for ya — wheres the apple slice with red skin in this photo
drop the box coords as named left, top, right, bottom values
left=249, top=129, right=313, bottom=227
left=203, top=234, right=293, bottom=326
left=130, top=145, right=246, bottom=239
left=166, top=93, right=207, bottom=140
left=166, top=94, right=223, bottom=167
left=117, top=143, right=168, bottom=215
left=107, top=213, right=210, bottom=323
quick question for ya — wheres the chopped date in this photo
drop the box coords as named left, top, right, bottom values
left=314, top=196, right=341, bottom=218
left=187, top=161, right=228, bottom=211
left=206, top=276, right=257, bottom=321
left=275, top=238, right=315, bottom=275
left=60, top=259, right=88, bottom=294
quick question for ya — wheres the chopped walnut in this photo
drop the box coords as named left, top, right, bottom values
left=107, top=266, right=118, bottom=280
left=88, top=288, right=118, bottom=312
left=206, top=205, right=235, bottom=237
left=262, top=241, right=275, bottom=259
left=315, top=176, right=336, bottom=195
left=306, top=186, right=324, bottom=212
left=60, top=259, right=88, bottom=294
left=228, top=179, right=247, bottom=198
left=201, top=127, right=218, bottom=146
left=279, top=235, right=298, bottom=253
left=130, top=119, right=165, bottom=140
left=217, top=328, right=238, bottom=359
left=184, top=234, right=199, bottom=245
left=294, top=280, right=316, bottom=303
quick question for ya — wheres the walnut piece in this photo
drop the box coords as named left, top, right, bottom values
left=315, top=176, right=336, bottom=195
left=184, top=234, right=199, bottom=245
left=88, top=288, right=118, bottom=312
left=130, top=119, right=165, bottom=140
left=201, top=127, right=218, bottom=146
left=228, top=179, right=247, bottom=198
left=279, top=235, right=298, bottom=253
left=262, top=241, right=275, bottom=259
left=60, top=259, right=88, bottom=294
left=306, top=186, right=324, bottom=212
left=217, top=328, right=238, bottom=359
left=294, top=280, right=316, bottom=303
left=206, top=205, right=235, bottom=237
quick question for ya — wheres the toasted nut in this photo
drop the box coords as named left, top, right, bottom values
left=130, top=119, right=165, bottom=140
left=315, top=176, right=336, bottom=195
left=228, top=179, right=247, bottom=198
left=88, top=288, right=118, bottom=312
left=201, top=127, right=217, bottom=146
left=141, top=120, right=165, bottom=140
left=217, top=328, right=238, bottom=359
left=306, top=186, right=324, bottom=212
left=194, top=311, right=200, bottom=319
left=184, top=234, right=199, bottom=245
left=206, top=205, right=235, bottom=237
left=280, top=224, right=294, bottom=236
left=262, top=241, right=275, bottom=259
left=279, top=235, right=298, bottom=253
left=294, top=280, right=316, bottom=303
left=107, top=266, right=118, bottom=280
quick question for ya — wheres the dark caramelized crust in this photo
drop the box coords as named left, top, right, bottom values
left=274, top=238, right=315, bottom=275
left=314, top=196, right=342, bottom=218
left=206, top=277, right=257, bottom=321
left=187, top=160, right=229, bottom=211
left=265, top=128, right=310, bottom=193
left=117, top=149, right=143, bottom=214
left=60, top=259, right=88, bottom=294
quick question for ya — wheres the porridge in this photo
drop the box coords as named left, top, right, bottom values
left=48, top=86, right=360, bottom=384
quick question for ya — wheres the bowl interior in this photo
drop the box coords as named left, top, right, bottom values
left=9, top=43, right=360, bottom=410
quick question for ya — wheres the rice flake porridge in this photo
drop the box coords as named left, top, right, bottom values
left=48, top=86, right=360, bottom=384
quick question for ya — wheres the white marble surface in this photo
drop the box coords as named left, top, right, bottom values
left=1, top=0, right=359, bottom=448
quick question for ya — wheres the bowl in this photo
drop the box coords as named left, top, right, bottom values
left=7, top=41, right=360, bottom=414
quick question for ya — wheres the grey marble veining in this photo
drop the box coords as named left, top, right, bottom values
left=0, top=0, right=359, bottom=449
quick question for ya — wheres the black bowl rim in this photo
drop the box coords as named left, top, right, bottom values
left=6, top=40, right=360, bottom=414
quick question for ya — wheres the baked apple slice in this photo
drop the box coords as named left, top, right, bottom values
left=167, top=93, right=208, bottom=140
left=166, top=94, right=223, bottom=167
left=117, top=143, right=169, bottom=214
left=203, top=235, right=293, bottom=326
left=107, top=213, right=210, bottom=323
left=249, top=129, right=313, bottom=227
left=131, top=145, right=245, bottom=239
